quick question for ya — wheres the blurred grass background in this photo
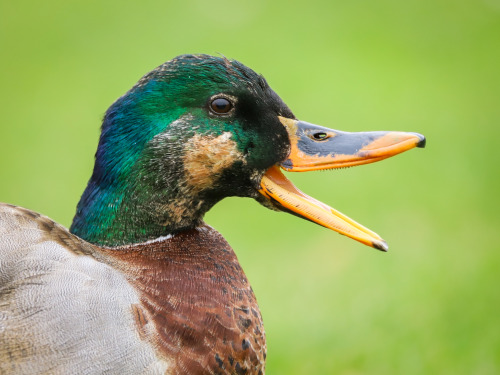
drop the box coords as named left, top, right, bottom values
left=1, top=0, right=499, bottom=373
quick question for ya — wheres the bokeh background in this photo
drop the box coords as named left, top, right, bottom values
left=1, top=0, right=499, bottom=373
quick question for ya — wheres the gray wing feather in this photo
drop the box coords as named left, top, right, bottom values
left=0, top=204, right=169, bottom=374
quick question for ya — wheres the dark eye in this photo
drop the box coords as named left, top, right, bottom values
left=311, top=132, right=329, bottom=141
left=210, top=97, right=233, bottom=114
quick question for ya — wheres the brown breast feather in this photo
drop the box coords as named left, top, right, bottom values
left=99, top=225, right=267, bottom=375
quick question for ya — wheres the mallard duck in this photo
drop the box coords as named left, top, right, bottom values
left=0, top=54, right=425, bottom=374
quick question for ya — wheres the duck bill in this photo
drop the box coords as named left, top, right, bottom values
left=278, top=117, right=425, bottom=172
left=259, top=166, right=389, bottom=251
left=258, top=117, right=426, bottom=251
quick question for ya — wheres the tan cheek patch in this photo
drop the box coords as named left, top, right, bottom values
left=183, top=132, right=245, bottom=191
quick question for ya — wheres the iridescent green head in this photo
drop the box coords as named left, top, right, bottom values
left=71, top=54, right=425, bottom=249
left=71, top=55, right=294, bottom=246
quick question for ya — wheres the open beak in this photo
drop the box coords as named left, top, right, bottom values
left=258, top=117, right=426, bottom=251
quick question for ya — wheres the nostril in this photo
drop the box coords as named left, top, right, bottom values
left=311, top=132, right=328, bottom=141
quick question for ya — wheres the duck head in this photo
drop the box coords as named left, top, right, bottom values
left=71, top=54, right=424, bottom=249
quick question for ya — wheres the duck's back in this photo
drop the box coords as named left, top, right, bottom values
left=0, top=203, right=168, bottom=374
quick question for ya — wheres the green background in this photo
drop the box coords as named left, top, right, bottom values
left=1, top=0, right=499, bottom=373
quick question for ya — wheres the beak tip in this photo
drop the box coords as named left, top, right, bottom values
left=414, top=133, right=426, bottom=148
left=373, top=240, right=389, bottom=252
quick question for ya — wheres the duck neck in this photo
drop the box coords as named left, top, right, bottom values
left=70, top=176, right=214, bottom=247
left=70, top=114, right=220, bottom=247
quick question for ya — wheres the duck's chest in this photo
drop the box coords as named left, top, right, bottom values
left=102, top=226, right=266, bottom=375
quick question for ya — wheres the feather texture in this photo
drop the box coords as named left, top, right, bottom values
left=0, top=203, right=265, bottom=374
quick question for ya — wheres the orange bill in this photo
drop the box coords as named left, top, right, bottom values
left=278, top=116, right=425, bottom=171
left=258, top=117, right=426, bottom=251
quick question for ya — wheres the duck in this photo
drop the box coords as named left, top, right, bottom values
left=0, top=54, right=425, bottom=374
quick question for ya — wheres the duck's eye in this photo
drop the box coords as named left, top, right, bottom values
left=311, top=132, right=329, bottom=141
left=210, top=97, right=233, bottom=114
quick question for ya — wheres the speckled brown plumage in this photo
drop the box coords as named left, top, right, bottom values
left=1, top=204, right=266, bottom=374
left=98, top=225, right=266, bottom=375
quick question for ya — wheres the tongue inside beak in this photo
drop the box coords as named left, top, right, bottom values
left=258, top=118, right=426, bottom=251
